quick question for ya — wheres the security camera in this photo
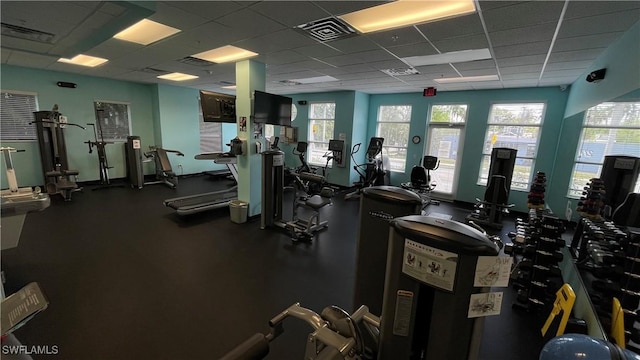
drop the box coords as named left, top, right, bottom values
left=586, top=68, right=606, bottom=83
left=559, top=85, right=567, bottom=92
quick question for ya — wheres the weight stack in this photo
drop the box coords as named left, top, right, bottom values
left=353, top=186, right=422, bottom=315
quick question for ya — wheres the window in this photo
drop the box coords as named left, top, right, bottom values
left=427, top=104, right=467, bottom=195
left=479, top=103, right=545, bottom=190
left=568, top=101, right=640, bottom=197
left=1, top=90, right=38, bottom=141
left=376, top=105, right=411, bottom=172
left=197, top=97, right=223, bottom=152
left=93, top=101, right=131, bottom=142
left=308, top=102, right=335, bottom=166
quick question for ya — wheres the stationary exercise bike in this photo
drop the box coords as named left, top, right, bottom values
left=401, top=155, right=440, bottom=208
left=344, top=137, right=389, bottom=200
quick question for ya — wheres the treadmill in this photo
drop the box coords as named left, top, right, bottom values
left=163, top=152, right=239, bottom=216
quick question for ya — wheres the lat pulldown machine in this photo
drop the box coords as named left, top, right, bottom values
left=31, top=105, right=85, bottom=201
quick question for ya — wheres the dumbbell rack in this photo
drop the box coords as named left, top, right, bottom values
left=576, top=178, right=606, bottom=220
left=574, top=219, right=640, bottom=353
left=527, top=171, right=547, bottom=210
left=507, top=210, right=566, bottom=312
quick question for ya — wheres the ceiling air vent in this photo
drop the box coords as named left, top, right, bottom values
left=1, top=22, right=56, bottom=44
left=141, top=67, right=168, bottom=74
left=179, top=56, right=214, bottom=66
left=381, top=68, right=420, bottom=76
left=278, top=80, right=302, bottom=86
left=295, top=17, right=356, bottom=43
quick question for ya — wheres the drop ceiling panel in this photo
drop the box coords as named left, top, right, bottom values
left=329, top=36, right=380, bottom=54
left=5, top=50, right=57, bottom=68
left=548, top=48, right=605, bottom=63
left=293, top=44, right=342, bottom=59
left=502, top=79, right=540, bottom=88
left=416, top=14, right=484, bottom=41
left=502, top=72, right=542, bottom=81
left=558, top=11, right=640, bottom=38
left=553, top=32, right=624, bottom=52
left=493, top=41, right=551, bottom=58
left=496, top=55, right=547, bottom=67
left=544, top=60, right=594, bottom=71
left=499, top=64, right=543, bottom=75
left=472, top=82, right=503, bottom=90
left=564, top=1, right=640, bottom=20
left=478, top=1, right=528, bottom=11
left=387, top=42, right=438, bottom=58
left=366, top=59, right=412, bottom=71
left=541, top=69, right=585, bottom=79
left=459, top=69, right=499, bottom=77
left=87, top=64, right=135, bottom=78
left=150, top=2, right=209, bottom=30
left=0, top=36, right=54, bottom=55
left=264, top=50, right=309, bottom=66
left=89, top=38, right=144, bottom=60
left=320, top=64, right=381, bottom=76
left=431, top=34, right=488, bottom=53
left=283, top=60, right=336, bottom=72
left=488, top=23, right=556, bottom=47
left=250, top=1, right=329, bottom=27
left=312, top=1, right=385, bottom=16
left=453, top=59, right=496, bottom=71
left=0, top=1, right=94, bottom=37
left=482, top=1, right=564, bottom=32
left=364, top=27, right=426, bottom=48
left=322, top=54, right=365, bottom=67
left=235, top=29, right=317, bottom=54
left=538, top=77, right=579, bottom=86
left=177, top=22, right=241, bottom=52
left=353, top=49, right=399, bottom=63
left=333, top=70, right=386, bottom=81
left=214, top=9, right=287, bottom=41
left=163, top=1, right=246, bottom=21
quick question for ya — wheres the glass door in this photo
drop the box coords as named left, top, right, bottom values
left=425, top=105, right=468, bottom=198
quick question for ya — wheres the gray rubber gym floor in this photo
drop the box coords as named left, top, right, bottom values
left=1, top=174, right=545, bottom=359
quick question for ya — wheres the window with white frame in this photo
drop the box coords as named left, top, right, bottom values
left=376, top=105, right=411, bottom=172
left=93, top=101, right=131, bottom=142
left=1, top=91, right=39, bottom=141
left=568, top=101, right=640, bottom=197
left=308, top=102, right=335, bottom=166
left=478, top=103, right=545, bottom=190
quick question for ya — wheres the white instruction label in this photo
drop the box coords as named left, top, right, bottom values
left=468, top=292, right=503, bottom=318
left=474, top=256, right=513, bottom=287
left=273, top=154, right=284, bottom=166
left=402, top=239, right=458, bottom=292
left=132, top=139, right=141, bottom=149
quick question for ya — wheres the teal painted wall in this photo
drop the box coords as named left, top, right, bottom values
left=0, top=64, right=155, bottom=187
left=287, top=91, right=359, bottom=187
left=154, top=84, right=229, bottom=175
left=548, top=87, right=640, bottom=221
left=564, top=21, right=640, bottom=117
left=365, top=87, right=569, bottom=213
left=351, top=91, right=370, bottom=185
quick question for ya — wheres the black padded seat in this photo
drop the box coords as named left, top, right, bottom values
left=305, top=195, right=331, bottom=210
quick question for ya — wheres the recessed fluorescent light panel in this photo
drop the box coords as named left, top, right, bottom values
left=114, top=19, right=181, bottom=45
left=402, top=49, right=492, bottom=67
left=340, top=0, right=476, bottom=33
left=57, top=54, right=108, bottom=67
left=434, top=75, right=499, bottom=83
left=157, top=72, right=199, bottom=81
left=289, top=75, right=338, bottom=84
left=221, top=85, right=237, bottom=90
left=192, top=46, right=258, bottom=64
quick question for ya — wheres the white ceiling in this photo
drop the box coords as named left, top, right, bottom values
left=1, top=1, right=639, bottom=95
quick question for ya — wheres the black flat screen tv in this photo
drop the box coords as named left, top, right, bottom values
left=253, top=90, right=292, bottom=126
left=200, top=90, right=236, bottom=123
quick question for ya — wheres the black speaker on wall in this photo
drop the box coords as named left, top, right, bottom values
left=586, top=68, right=606, bottom=83
left=57, top=81, right=77, bottom=88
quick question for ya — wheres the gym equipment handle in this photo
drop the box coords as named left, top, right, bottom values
left=218, top=333, right=269, bottom=360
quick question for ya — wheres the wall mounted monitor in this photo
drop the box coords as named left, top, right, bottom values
left=200, top=90, right=236, bottom=123
left=253, top=90, right=292, bottom=127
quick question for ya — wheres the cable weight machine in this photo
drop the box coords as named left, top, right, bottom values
left=84, top=108, right=123, bottom=190
left=31, top=105, right=85, bottom=201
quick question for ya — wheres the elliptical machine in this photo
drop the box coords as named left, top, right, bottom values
left=344, top=137, right=389, bottom=200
